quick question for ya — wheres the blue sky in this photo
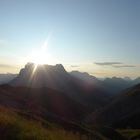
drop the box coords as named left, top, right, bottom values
left=0, top=0, right=140, bottom=78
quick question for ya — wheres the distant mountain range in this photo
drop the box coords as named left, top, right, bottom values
left=0, top=74, right=17, bottom=84
left=70, top=71, right=140, bottom=95
left=1, top=64, right=140, bottom=96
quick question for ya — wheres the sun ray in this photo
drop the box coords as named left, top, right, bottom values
left=32, top=63, right=38, bottom=75
left=27, top=32, right=53, bottom=65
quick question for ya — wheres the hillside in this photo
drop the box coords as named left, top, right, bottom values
left=0, top=105, right=131, bottom=140
left=87, top=84, right=140, bottom=129
left=0, top=106, right=91, bottom=140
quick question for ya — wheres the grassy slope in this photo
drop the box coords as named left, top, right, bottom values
left=0, top=106, right=110, bottom=140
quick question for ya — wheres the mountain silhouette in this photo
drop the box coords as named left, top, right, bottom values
left=0, top=74, right=17, bottom=84
left=10, top=63, right=109, bottom=109
left=11, top=63, right=68, bottom=89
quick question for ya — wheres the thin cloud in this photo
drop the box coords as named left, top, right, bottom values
left=71, top=65, right=80, bottom=68
left=94, top=62, right=122, bottom=66
left=0, top=64, right=16, bottom=68
left=94, top=62, right=136, bottom=68
left=113, top=65, right=136, bottom=68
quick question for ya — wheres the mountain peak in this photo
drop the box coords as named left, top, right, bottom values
left=24, top=63, right=65, bottom=70
left=19, top=63, right=66, bottom=75
left=11, top=63, right=68, bottom=88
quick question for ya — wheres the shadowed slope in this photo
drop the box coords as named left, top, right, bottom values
left=87, top=83, right=140, bottom=129
left=0, top=85, right=89, bottom=122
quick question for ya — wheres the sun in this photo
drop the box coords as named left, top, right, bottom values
left=28, top=50, right=55, bottom=65
left=27, top=35, right=55, bottom=65
left=29, top=51, right=47, bottom=65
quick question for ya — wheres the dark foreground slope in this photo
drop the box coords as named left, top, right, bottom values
left=0, top=85, right=88, bottom=122
left=0, top=105, right=129, bottom=140
left=0, top=106, right=92, bottom=140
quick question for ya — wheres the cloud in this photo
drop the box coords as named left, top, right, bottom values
left=94, top=62, right=122, bottom=66
left=94, top=62, right=136, bottom=68
left=113, top=65, right=136, bottom=68
left=70, top=65, right=80, bottom=68
left=0, top=64, right=16, bottom=68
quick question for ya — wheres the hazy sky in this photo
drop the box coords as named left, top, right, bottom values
left=0, top=0, right=140, bottom=78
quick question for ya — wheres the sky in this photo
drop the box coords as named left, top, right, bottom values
left=0, top=0, right=140, bottom=78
